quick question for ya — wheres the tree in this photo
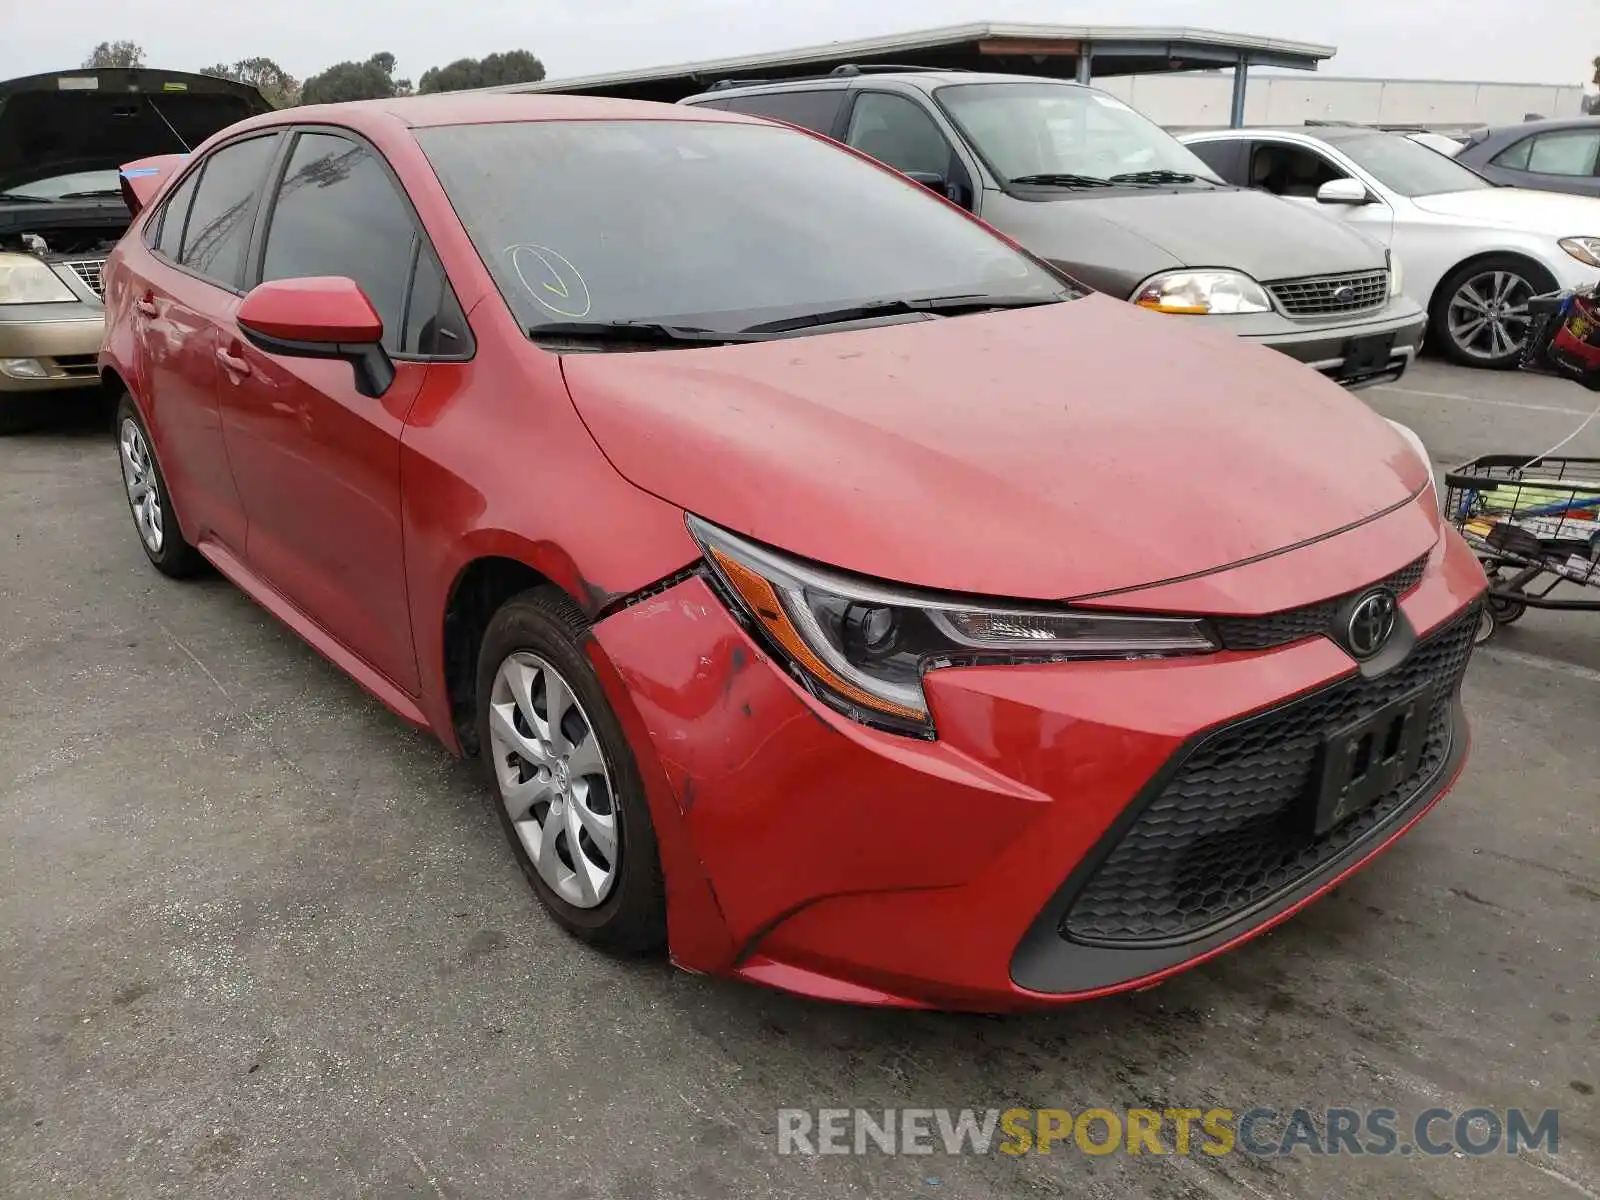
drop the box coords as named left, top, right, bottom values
left=417, top=50, right=546, bottom=95
left=300, top=52, right=412, bottom=106
left=84, top=40, right=145, bottom=69
left=198, top=57, right=301, bottom=108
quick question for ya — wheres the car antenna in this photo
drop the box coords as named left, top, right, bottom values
left=146, top=99, right=192, bottom=153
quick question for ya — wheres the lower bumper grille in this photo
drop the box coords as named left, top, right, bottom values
left=1060, top=603, right=1477, bottom=946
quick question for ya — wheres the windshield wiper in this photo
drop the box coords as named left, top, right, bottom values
left=1008, top=172, right=1112, bottom=188
left=739, top=294, right=1059, bottom=336
left=54, top=189, right=126, bottom=200
left=528, top=320, right=764, bottom=347
left=1107, top=169, right=1206, bottom=186
left=0, top=190, right=58, bottom=202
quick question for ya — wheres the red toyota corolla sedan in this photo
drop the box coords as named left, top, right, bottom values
left=100, top=94, right=1486, bottom=1011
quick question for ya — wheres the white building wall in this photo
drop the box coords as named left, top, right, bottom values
left=1091, top=73, right=1588, bottom=130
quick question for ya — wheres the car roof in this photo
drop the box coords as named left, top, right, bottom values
left=1477, top=116, right=1599, bottom=137
left=225, top=91, right=763, bottom=137
left=1186, top=125, right=1392, bottom=144
left=685, top=70, right=1090, bottom=100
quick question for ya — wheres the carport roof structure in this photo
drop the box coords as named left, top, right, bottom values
left=485, top=21, right=1336, bottom=124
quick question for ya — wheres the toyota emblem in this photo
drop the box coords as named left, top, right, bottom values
left=1346, top=589, right=1397, bottom=658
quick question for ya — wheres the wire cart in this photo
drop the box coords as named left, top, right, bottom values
left=1442, top=287, right=1600, bottom=645
left=1442, top=455, right=1600, bottom=644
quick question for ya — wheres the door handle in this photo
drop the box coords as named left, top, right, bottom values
left=216, top=347, right=252, bottom=377
left=134, top=296, right=158, bottom=317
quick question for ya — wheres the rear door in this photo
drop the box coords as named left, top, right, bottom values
left=128, top=132, right=283, bottom=555
left=216, top=127, right=468, bottom=694
left=1487, top=129, right=1600, bottom=197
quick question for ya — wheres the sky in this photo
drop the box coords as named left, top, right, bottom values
left=5, top=0, right=1598, bottom=88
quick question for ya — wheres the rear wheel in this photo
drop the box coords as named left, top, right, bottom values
left=115, top=394, right=203, bottom=578
left=474, top=587, right=666, bottom=954
left=1433, top=255, right=1555, bottom=368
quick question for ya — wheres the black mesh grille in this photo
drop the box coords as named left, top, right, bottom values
left=1267, top=270, right=1389, bottom=317
left=1060, top=603, right=1477, bottom=946
left=1210, top=555, right=1428, bottom=652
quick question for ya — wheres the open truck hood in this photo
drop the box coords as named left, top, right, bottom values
left=0, top=67, right=269, bottom=194
left=561, top=295, right=1429, bottom=601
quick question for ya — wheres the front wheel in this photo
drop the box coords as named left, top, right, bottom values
left=1432, top=256, right=1555, bottom=369
left=474, top=587, right=667, bottom=955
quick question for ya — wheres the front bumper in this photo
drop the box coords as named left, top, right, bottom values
left=591, top=522, right=1487, bottom=1011
left=0, top=304, right=105, bottom=394
left=1243, top=300, right=1428, bottom=390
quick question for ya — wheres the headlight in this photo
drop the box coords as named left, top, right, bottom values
left=1132, top=270, right=1272, bottom=315
left=689, top=517, right=1218, bottom=737
left=1388, top=250, right=1405, bottom=297
left=0, top=253, right=76, bottom=304
left=1558, top=237, right=1600, bottom=268
left=1385, top=419, right=1437, bottom=514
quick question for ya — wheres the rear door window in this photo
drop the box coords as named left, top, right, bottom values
left=153, top=169, right=200, bottom=260
left=1186, top=139, right=1245, bottom=184
left=177, top=134, right=281, bottom=289
left=715, top=89, right=847, bottom=135
left=1525, top=130, right=1600, bottom=177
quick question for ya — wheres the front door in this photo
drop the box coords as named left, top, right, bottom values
left=1249, top=140, right=1395, bottom=246
left=216, top=129, right=427, bottom=694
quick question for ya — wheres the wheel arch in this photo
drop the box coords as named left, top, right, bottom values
left=1426, top=248, right=1557, bottom=319
left=441, top=555, right=558, bottom=757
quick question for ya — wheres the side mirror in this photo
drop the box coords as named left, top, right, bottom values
left=236, top=276, right=395, bottom=399
left=1316, top=178, right=1372, bottom=206
left=903, top=170, right=973, bottom=210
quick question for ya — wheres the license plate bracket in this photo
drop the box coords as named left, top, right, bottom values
left=1313, top=683, right=1433, bottom=836
left=1340, top=333, right=1397, bottom=379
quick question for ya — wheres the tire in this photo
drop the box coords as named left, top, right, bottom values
left=1431, top=255, right=1557, bottom=369
left=1487, top=594, right=1527, bottom=626
left=1473, top=606, right=1497, bottom=646
left=115, top=395, right=204, bottom=578
left=474, top=586, right=666, bottom=955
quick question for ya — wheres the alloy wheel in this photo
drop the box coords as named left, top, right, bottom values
left=487, top=651, right=619, bottom=908
left=119, top=418, right=164, bottom=554
left=1445, top=269, right=1535, bottom=362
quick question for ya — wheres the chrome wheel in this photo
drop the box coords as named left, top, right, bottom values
left=488, top=651, right=619, bottom=908
left=1446, top=269, right=1534, bottom=362
left=119, top=418, right=163, bottom=553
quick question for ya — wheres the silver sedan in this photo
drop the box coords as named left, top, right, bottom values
left=1181, top=125, right=1600, bottom=368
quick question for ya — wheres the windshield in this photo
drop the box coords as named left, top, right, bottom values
left=416, top=119, right=1076, bottom=336
left=1334, top=133, right=1492, bottom=196
left=0, top=168, right=122, bottom=200
left=936, top=82, right=1223, bottom=186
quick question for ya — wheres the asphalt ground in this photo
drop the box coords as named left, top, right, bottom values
left=2, top=358, right=1597, bottom=1199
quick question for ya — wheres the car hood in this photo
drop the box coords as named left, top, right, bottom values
left=1027, top=187, right=1388, bottom=283
left=1410, top=186, right=1600, bottom=232
left=561, top=296, right=1427, bottom=601
left=0, top=68, right=269, bottom=193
